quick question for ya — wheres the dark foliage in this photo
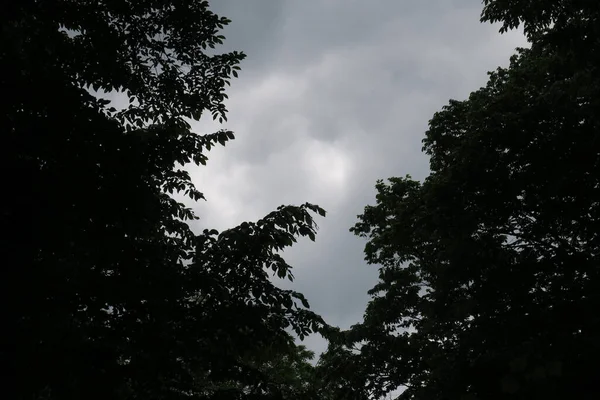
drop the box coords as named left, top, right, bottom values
left=320, top=1, right=600, bottom=399
left=1, top=1, right=325, bottom=399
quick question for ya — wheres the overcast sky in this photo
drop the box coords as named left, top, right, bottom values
left=182, top=0, right=527, bottom=357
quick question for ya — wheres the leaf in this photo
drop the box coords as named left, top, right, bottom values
left=300, top=297, right=310, bottom=309
left=546, top=361, right=562, bottom=377
left=530, top=366, right=547, bottom=381
left=501, top=376, right=520, bottom=394
left=509, top=357, right=527, bottom=372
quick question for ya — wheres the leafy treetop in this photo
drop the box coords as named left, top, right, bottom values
left=319, top=1, right=600, bottom=399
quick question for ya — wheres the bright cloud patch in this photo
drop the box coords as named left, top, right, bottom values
left=301, top=138, right=350, bottom=197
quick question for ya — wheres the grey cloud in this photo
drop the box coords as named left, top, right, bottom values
left=208, top=1, right=286, bottom=75
left=186, top=0, right=527, bottom=356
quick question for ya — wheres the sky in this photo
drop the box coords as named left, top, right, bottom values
left=180, top=0, right=527, bottom=358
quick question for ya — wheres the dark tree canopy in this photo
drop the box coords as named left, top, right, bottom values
left=320, top=1, right=600, bottom=399
left=481, top=0, right=600, bottom=39
left=1, top=1, right=326, bottom=399
left=211, top=338, right=321, bottom=400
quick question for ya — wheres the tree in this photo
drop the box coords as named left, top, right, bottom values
left=1, top=1, right=325, bottom=399
left=204, top=336, right=320, bottom=399
left=321, top=1, right=600, bottom=399
left=316, top=340, right=371, bottom=400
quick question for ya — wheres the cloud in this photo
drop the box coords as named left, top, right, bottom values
left=185, top=0, right=528, bottom=357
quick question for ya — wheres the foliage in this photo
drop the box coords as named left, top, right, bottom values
left=206, top=337, right=320, bottom=400
left=1, top=1, right=325, bottom=399
left=316, top=340, right=371, bottom=400
left=320, top=1, right=600, bottom=399
left=480, top=0, right=600, bottom=39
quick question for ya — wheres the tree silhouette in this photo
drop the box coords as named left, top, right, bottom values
left=1, top=1, right=325, bottom=399
left=321, top=1, right=600, bottom=399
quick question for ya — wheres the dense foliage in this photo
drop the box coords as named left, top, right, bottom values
left=6, top=0, right=599, bottom=399
left=210, top=339, right=320, bottom=399
left=320, top=1, right=600, bottom=399
left=1, top=1, right=325, bottom=399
